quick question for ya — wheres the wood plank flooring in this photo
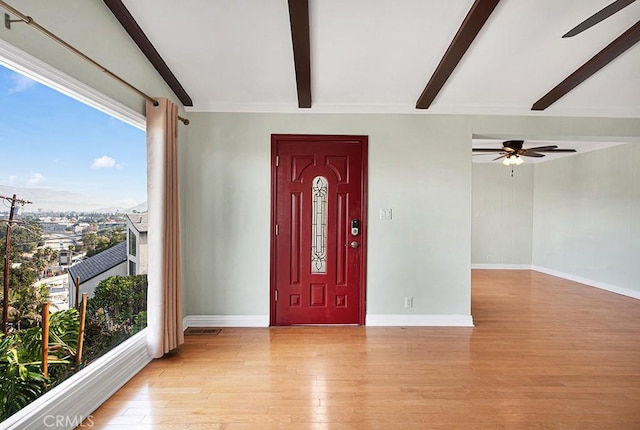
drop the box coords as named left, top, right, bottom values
left=83, top=270, right=640, bottom=429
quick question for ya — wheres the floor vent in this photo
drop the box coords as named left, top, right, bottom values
left=184, top=327, right=222, bottom=336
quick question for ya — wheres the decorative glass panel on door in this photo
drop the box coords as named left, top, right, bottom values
left=311, top=176, right=328, bottom=273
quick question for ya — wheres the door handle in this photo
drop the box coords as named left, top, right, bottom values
left=349, top=241, right=359, bottom=248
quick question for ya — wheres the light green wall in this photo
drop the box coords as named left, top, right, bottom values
left=472, top=163, right=534, bottom=265
left=183, top=113, right=640, bottom=318
left=532, top=144, right=640, bottom=293
left=472, top=142, right=640, bottom=295
left=183, top=113, right=473, bottom=316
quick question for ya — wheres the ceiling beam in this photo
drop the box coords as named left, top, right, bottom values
left=416, top=0, right=501, bottom=109
left=532, top=20, right=640, bottom=111
left=562, top=0, right=636, bottom=38
left=103, top=0, right=193, bottom=107
left=288, top=0, right=312, bottom=108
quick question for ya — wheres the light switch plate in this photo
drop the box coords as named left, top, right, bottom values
left=380, top=208, right=392, bottom=220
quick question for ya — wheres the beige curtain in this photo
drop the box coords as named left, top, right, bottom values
left=146, top=97, right=184, bottom=358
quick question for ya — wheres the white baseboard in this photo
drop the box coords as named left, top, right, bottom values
left=2, top=329, right=151, bottom=430
left=183, top=315, right=270, bottom=328
left=471, top=264, right=532, bottom=270
left=471, top=264, right=640, bottom=301
left=182, top=314, right=475, bottom=328
left=531, top=265, right=640, bottom=300
left=366, top=314, right=474, bottom=327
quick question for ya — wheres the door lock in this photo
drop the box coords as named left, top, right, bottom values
left=351, top=219, right=360, bottom=236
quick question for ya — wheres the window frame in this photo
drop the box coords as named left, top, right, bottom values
left=0, top=37, right=149, bottom=428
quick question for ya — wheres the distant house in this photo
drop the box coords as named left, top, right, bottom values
left=125, top=213, right=148, bottom=276
left=67, top=241, right=127, bottom=307
left=39, top=221, right=71, bottom=233
left=33, top=274, right=70, bottom=312
left=58, top=249, right=73, bottom=266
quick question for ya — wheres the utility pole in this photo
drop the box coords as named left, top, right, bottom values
left=1, top=194, right=32, bottom=336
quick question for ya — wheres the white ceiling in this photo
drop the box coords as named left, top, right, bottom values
left=119, top=0, right=640, bottom=116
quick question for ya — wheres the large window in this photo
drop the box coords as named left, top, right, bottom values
left=0, top=62, right=147, bottom=421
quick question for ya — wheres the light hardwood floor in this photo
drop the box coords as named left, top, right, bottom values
left=83, top=270, right=640, bottom=429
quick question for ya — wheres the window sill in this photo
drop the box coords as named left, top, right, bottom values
left=1, top=329, right=151, bottom=430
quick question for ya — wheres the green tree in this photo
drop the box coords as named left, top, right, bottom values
left=26, top=255, right=47, bottom=278
left=90, top=275, right=147, bottom=325
left=8, top=287, right=48, bottom=330
left=108, top=227, right=126, bottom=244
left=82, top=232, right=97, bottom=250
left=2, top=267, right=47, bottom=330
left=85, top=228, right=125, bottom=257
left=0, top=220, right=43, bottom=256
left=82, top=275, right=147, bottom=362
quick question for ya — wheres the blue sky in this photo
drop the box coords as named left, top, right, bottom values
left=0, top=63, right=146, bottom=210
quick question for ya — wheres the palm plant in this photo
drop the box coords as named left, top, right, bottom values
left=0, top=308, right=80, bottom=419
left=8, top=283, right=48, bottom=330
left=0, top=337, right=47, bottom=420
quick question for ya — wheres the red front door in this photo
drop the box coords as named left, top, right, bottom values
left=271, top=135, right=367, bottom=325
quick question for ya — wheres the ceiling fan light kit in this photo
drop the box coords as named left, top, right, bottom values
left=502, top=155, right=524, bottom=166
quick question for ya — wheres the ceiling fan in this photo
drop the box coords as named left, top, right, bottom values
left=563, top=0, right=636, bottom=38
left=472, top=140, right=577, bottom=165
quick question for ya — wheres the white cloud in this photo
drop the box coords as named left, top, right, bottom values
left=8, top=175, right=17, bottom=184
left=91, top=155, right=116, bottom=169
left=27, top=173, right=44, bottom=186
left=7, top=74, right=37, bottom=94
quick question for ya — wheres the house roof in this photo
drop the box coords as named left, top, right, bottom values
left=126, top=212, right=148, bottom=233
left=68, top=241, right=127, bottom=284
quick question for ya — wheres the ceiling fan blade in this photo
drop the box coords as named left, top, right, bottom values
left=562, top=0, right=636, bottom=38
left=521, top=152, right=546, bottom=158
left=547, top=149, right=577, bottom=153
left=523, top=145, right=558, bottom=152
left=472, top=148, right=505, bottom=153
left=492, top=154, right=508, bottom=161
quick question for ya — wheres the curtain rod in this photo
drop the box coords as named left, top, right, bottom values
left=0, top=0, right=189, bottom=125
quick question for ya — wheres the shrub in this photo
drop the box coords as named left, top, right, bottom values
left=90, top=275, right=147, bottom=325
left=82, top=274, right=148, bottom=362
